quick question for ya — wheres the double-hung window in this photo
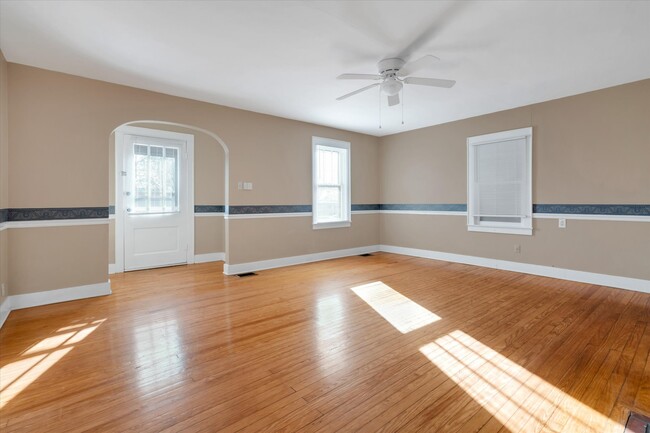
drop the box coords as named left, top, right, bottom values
left=312, top=137, right=351, bottom=229
left=467, top=127, right=532, bottom=235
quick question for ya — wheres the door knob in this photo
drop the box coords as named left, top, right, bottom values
left=126, top=208, right=132, bottom=212
left=125, top=191, right=131, bottom=196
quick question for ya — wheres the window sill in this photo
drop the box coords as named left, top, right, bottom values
left=313, top=221, right=351, bottom=230
left=468, top=225, right=532, bottom=236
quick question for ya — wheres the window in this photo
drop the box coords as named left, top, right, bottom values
left=467, top=127, right=532, bottom=235
left=312, top=137, right=351, bottom=229
left=132, top=141, right=180, bottom=214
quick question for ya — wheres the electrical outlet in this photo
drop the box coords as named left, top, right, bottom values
left=244, top=182, right=253, bottom=190
left=514, top=244, right=521, bottom=254
left=559, top=218, right=566, bottom=229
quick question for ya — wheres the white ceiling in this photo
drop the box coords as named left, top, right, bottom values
left=1, top=1, right=649, bottom=136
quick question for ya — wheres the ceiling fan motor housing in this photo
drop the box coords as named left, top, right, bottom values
left=378, top=58, right=406, bottom=76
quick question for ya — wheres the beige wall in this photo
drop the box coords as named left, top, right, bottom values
left=9, top=226, right=107, bottom=295
left=0, top=51, right=9, bottom=304
left=379, top=79, right=650, bottom=280
left=7, top=63, right=379, bottom=294
left=229, top=214, right=379, bottom=264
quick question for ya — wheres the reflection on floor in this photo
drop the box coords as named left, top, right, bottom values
left=0, top=253, right=648, bottom=432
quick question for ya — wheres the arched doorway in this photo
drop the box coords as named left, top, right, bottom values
left=109, top=121, right=229, bottom=273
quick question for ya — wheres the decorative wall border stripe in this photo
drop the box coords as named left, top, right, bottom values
left=4, top=203, right=648, bottom=225
left=533, top=204, right=650, bottom=216
left=228, top=205, right=312, bottom=215
left=195, top=205, right=225, bottom=213
left=380, top=203, right=467, bottom=212
left=8, top=207, right=108, bottom=221
left=352, top=204, right=380, bottom=211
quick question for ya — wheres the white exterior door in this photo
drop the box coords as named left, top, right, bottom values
left=121, top=131, right=192, bottom=271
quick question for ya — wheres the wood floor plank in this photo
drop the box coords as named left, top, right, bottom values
left=1, top=252, right=648, bottom=432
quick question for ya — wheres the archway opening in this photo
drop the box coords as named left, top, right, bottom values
left=108, top=120, right=229, bottom=274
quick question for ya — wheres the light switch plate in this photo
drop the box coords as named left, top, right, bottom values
left=559, top=218, right=566, bottom=228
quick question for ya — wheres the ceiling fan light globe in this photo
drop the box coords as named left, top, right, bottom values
left=381, top=80, right=402, bottom=96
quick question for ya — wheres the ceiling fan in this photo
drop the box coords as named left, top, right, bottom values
left=336, top=55, right=456, bottom=106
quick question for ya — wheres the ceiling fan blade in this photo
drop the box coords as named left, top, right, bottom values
left=387, top=94, right=400, bottom=107
left=337, top=73, right=383, bottom=80
left=404, top=77, right=456, bottom=88
left=399, top=55, right=440, bottom=77
left=336, top=83, right=380, bottom=101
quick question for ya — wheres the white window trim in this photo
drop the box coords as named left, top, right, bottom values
left=312, top=136, right=351, bottom=229
left=115, top=125, right=195, bottom=273
left=467, top=127, right=533, bottom=236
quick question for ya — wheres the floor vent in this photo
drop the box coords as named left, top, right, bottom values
left=359, top=253, right=373, bottom=257
left=624, top=412, right=650, bottom=433
left=236, top=272, right=258, bottom=277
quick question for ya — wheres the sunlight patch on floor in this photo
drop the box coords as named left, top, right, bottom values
left=0, top=320, right=104, bottom=408
left=419, top=330, right=621, bottom=433
left=351, top=281, right=440, bottom=333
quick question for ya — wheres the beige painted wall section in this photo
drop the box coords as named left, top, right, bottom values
left=0, top=51, right=9, bottom=303
left=229, top=214, right=379, bottom=264
left=0, top=52, right=8, bottom=209
left=382, top=215, right=650, bottom=280
left=9, top=225, right=107, bottom=295
left=379, top=80, right=650, bottom=280
left=8, top=63, right=378, bottom=208
left=8, top=63, right=379, bottom=293
left=195, top=217, right=225, bottom=256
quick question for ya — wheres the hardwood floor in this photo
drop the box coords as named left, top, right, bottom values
left=1, top=252, right=648, bottom=432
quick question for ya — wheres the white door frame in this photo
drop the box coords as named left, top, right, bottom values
left=114, top=125, right=195, bottom=273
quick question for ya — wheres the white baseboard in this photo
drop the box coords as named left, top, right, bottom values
left=0, top=296, right=11, bottom=329
left=223, top=245, right=380, bottom=275
left=195, top=252, right=226, bottom=263
left=109, top=253, right=224, bottom=273
left=379, top=245, right=650, bottom=293
left=9, top=281, right=112, bottom=311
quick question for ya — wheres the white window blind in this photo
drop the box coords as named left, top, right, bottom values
left=312, top=137, right=350, bottom=229
left=467, top=128, right=532, bottom=235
